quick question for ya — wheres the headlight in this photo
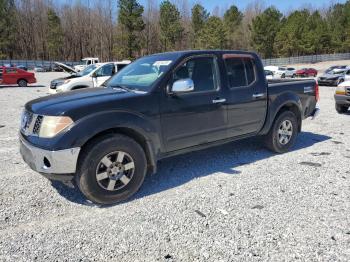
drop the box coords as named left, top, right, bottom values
left=335, top=86, right=346, bottom=95
left=39, top=116, right=73, bottom=138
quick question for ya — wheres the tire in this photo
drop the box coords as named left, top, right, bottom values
left=292, top=74, right=296, bottom=78
left=281, top=73, right=286, bottom=79
left=264, top=111, right=298, bottom=153
left=336, top=104, right=349, bottom=114
left=18, top=79, right=28, bottom=87
left=75, top=134, right=147, bottom=205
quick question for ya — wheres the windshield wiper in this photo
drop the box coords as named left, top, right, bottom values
left=110, top=85, right=135, bottom=92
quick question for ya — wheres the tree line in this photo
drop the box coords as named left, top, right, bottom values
left=1, top=0, right=350, bottom=61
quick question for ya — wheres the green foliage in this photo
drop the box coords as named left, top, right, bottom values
left=223, top=5, right=243, bottom=49
left=117, top=0, right=145, bottom=59
left=197, top=16, right=225, bottom=49
left=191, top=4, right=209, bottom=48
left=0, top=0, right=16, bottom=59
left=159, top=0, right=183, bottom=51
left=250, top=7, right=282, bottom=58
left=47, top=8, right=64, bottom=60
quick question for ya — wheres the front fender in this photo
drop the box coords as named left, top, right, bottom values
left=54, top=110, right=161, bottom=152
left=259, top=91, right=302, bottom=135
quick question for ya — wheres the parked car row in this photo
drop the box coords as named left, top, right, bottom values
left=264, top=66, right=318, bottom=79
left=49, top=60, right=131, bottom=93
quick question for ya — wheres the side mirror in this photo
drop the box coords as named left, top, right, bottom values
left=171, top=78, right=194, bottom=94
left=91, top=72, right=97, bottom=78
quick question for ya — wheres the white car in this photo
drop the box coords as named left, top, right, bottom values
left=49, top=61, right=131, bottom=94
left=74, top=57, right=100, bottom=72
left=264, top=66, right=296, bottom=78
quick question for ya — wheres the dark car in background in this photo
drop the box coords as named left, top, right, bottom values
left=318, top=69, right=350, bottom=86
left=296, top=68, right=318, bottom=77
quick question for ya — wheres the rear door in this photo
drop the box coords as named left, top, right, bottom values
left=160, top=55, right=228, bottom=152
left=3, top=68, right=18, bottom=84
left=223, top=54, right=267, bottom=137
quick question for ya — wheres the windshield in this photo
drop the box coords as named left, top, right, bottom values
left=107, top=53, right=180, bottom=92
left=77, top=64, right=98, bottom=76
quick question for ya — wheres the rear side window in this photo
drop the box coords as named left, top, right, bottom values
left=6, top=68, right=17, bottom=74
left=225, top=58, right=256, bottom=88
left=117, top=64, right=128, bottom=71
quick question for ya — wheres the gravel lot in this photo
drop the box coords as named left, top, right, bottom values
left=0, top=68, right=349, bottom=261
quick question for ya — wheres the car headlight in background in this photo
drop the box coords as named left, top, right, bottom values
left=335, top=86, right=346, bottom=95
left=39, top=116, right=73, bottom=138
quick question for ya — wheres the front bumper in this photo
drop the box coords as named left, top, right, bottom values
left=334, top=94, right=350, bottom=105
left=19, top=137, right=80, bottom=175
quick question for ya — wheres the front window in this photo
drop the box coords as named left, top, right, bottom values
left=107, top=53, right=180, bottom=92
left=77, top=64, right=98, bottom=76
left=95, top=64, right=115, bottom=77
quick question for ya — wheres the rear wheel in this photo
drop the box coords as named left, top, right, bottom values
left=336, top=104, right=349, bottom=114
left=265, top=111, right=298, bottom=153
left=18, top=79, right=28, bottom=87
left=76, top=134, right=147, bottom=205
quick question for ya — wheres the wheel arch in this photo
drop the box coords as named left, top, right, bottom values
left=260, top=93, right=303, bottom=135
left=79, top=126, right=157, bottom=174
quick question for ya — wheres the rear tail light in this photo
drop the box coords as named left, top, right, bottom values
left=315, top=81, right=320, bottom=101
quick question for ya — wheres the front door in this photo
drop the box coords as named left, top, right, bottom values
left=223, top=54, right=267, bottom=137
left=160, top=55, right=228, bottom=152
left=93, top=63, right=115, bottom=87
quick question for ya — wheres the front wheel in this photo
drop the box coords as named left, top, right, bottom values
left=336, top=104, right=349, bottom=114
left=264, top=111, right=298, bottom=153
left=76, top=134, right=147, bottom=205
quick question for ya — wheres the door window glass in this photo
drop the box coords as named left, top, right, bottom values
left=224, top=57, right=256, bottom=88
left=96, top=64, right=115, bottom=77
left=174, top=57, right=218, bottom=92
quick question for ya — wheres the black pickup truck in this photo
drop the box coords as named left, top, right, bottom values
left=20, top=51, right=319, bottom=204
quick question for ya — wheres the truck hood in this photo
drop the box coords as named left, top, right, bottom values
left=54, top=62, right=77, bottom=74
left=25, top=88, right=145, bottom=117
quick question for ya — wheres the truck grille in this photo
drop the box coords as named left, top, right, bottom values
left=33, top=115, right=43, bottom=134
left=21, top=110, right=43, bottom=136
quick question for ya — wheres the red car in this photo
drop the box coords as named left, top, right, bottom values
left=0, top=66, right=36, bottom=87
left=296, top=68, right=318, bottom=77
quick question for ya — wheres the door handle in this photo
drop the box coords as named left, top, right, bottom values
left=212, top=98, right=226, bottom=104
left=252, top=93, right=265, bottom=99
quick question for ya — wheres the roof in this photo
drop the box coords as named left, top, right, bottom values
left=150, top=50, right=257, bottom=57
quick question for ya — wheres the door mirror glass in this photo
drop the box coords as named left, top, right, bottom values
left=171, top=78, right=194, bottom=93
left=91, top=72, right=97, bottom=78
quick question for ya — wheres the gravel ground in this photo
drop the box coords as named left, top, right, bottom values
left=0, top=70, right=349, bottom=262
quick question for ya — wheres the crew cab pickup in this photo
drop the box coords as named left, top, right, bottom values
left=19, top=51, right=319, bottom=205
left=0, top=66, right=36, bottom=87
